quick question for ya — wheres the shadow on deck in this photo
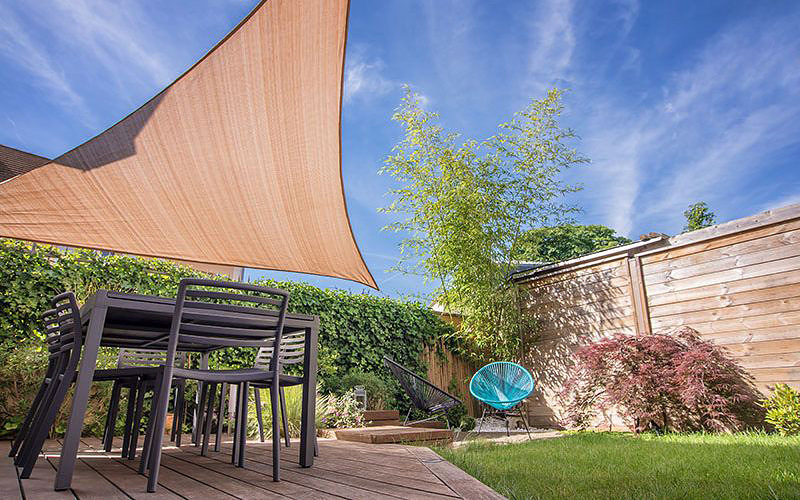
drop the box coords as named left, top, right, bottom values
left=1, top=437, right=504, bottom=499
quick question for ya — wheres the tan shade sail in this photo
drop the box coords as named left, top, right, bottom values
left=0, top=0, right=376, bottom=288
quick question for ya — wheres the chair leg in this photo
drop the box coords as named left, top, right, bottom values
left=121, top=383, right=137, bottom=457
left=174, top=382, right=185, bottom=448
left=254, top=387, right=266, bottom=443
left=201, top=383, right=216, bottom=456
left=19, top=366, right=75, bottom=479
left=477, top=407, right=486, bottom=433
left=238, top=382, right=249, bottom=468
left=215, top=383, right=226, bottom=452
left=518, top=407, right=532, bottom=440
left=10, top=378, right=49, bottom=458
left=270, top=379, right=279, bottom=480
left=280, top=388, right=290, bottom=448
left=129, top=380, right=148, bottom=460
left=505, top=412, right=510, bottom=437
left=146, top=371, right=174, bottom=493
left=231, top=384, right=241, bottom=465
left=138, top=381, right=159, bottom=472
left=313, top=435, right=319, bottom=457
left=103, top=381, right=123, bottom=452
left=195, top=382, right=208, bottom=447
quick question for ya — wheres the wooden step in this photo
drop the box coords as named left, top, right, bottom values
left=335, top=425, right=453, bottom=445
left=364, top=410, right=400, bottom=421
left=366, top=419, right=400, bottom=427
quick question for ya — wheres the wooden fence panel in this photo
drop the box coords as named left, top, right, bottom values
left=514, top=205, right=800, bottom=429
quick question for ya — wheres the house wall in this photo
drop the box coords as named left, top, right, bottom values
left=518, top=204, right=800, bottom=428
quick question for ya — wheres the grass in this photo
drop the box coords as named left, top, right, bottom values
left=436, top=432, right=800, bottom=499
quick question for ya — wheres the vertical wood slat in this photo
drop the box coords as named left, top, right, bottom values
left=627, top=256, right=652, bottom=334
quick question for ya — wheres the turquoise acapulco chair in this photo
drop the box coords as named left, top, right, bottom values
left=470, top=362, right=535, bottom=438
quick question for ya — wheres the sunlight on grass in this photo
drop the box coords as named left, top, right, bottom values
left=436, top=432, right=800, bottom=499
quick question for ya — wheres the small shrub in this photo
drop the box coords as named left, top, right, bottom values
left=761, top=384, right=800, bottom=436
left=327, top=370, right=391, bottom=410
left=320, top=390, right=366, bottom=429
left=459, top=415, right=476, bottom=432
left=444, top=403, right=468, bottom=429
left=559, top=327, right=762, bottom=432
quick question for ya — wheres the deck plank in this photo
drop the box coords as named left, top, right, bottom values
left=406, top=447, right=506, bottom=500
left=223, top=443, right=456, bottom=500
left=47, top=457, right=128, bottom=500
left=6, top=437, right=503, bottom=500
left=166, top=448, right=335, bottom=499
left=0, top=441, right=23, bottom=500
left=79, top=457, right=182, bottom=500
left=115, top=458, right=236, bottom=500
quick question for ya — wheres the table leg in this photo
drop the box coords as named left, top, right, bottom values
left=54, top=301, right=107, bottom=490
left=300, top=322, right=318, bottom=467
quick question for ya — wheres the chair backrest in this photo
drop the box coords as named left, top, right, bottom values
left=469, top=362, right=534, bottom=410
left=40, top=292, right=83, bottom=377
left=254, top=331, right=304, bottom=370
left=384, top=356, right=461, bottom=413
left=118, top=348, right=186, bottom=369
left=166, top=278, right=290, bottom=373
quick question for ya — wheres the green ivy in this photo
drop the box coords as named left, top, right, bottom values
left=0, top=238, right=450, bottom=389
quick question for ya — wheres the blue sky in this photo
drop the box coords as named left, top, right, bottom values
left=1, top=0, right=799, bottom=298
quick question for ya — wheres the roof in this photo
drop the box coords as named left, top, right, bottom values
left=0, top=0, right=376, bottom=288
left=510, top=236, right=670, bottom=282
left=0, top=145, right=50, bottom=183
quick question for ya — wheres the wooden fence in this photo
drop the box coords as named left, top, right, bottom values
left=421, top=342, right=481, bottom=417
left=514, top=203, right=800, bottom=428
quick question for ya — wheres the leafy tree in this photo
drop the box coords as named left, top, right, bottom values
left=514, top=224, right=631, bottom=263
left=379, top=86, right=587, bottom=359
left=683, top=201, right=716, bottom=232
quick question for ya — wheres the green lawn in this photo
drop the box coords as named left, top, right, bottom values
left=436, top=432, right=800, bottom=500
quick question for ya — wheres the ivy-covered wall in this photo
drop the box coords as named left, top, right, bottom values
left=0, top=239, right=449, bottom=375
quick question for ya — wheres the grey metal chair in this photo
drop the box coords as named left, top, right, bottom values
left=140, top=278, right=291, bottom=492
left=197, top=332, right=318, bottom=457
left=99, top=349, right=188, bottom=459
left=8, top=294, right=78, bottom=464
left=15, top=292, right=83, bottom=478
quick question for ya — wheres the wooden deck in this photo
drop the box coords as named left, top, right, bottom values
left=1, top=437, right=503, bottom=499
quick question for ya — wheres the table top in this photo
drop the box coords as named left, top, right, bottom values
left=80, top=290, right=318, bottom=352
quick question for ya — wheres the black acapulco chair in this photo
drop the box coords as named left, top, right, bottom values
left=383, top=356, right=462, bottom=426
left=140, top=278, right=291, bottom=493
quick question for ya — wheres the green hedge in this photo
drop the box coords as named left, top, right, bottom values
left=0, top=238, right=449, bottom=385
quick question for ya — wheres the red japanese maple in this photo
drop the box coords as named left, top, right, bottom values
left=559, top=327, right=761, bottom=432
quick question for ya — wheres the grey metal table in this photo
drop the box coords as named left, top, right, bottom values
left=53, top=290, right=319, bottom=491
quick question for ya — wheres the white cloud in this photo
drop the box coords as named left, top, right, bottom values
left=527, top=0, right=576, bottom=89
left=344, top=48, right=395, bottom=103
left=0, top=4, right=95, bottom=127
left=570, top=12, right=800, bottom=236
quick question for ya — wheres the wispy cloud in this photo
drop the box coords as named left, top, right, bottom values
left=344, top=46, right=395, bottom=103
left=553, top=9, right=800, bottom=236
left=0, top=4, right=94, bottom=127
left=527, top=0, right=576, bottom=90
